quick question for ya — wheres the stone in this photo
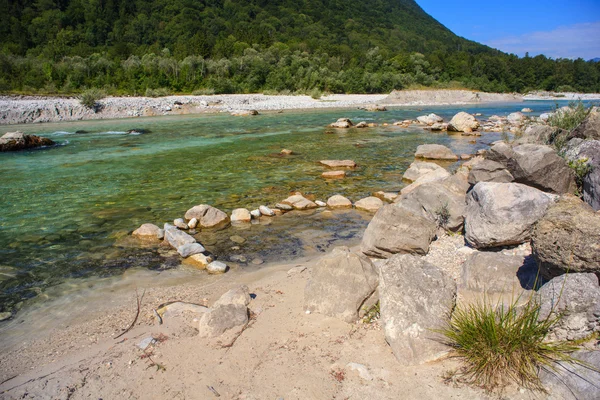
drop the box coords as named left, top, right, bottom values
left=467, top=159, right=514, bottom=185
left=562, top=139, right=600, bottom=210
left=280, top=148, right=293, bottom=155
left=465, top=182, right=556, bottom=249
left=540, top=350, right=600, bottom=400
left=460, top=154, right=472, bottom=160
left=521, top=108, right=533, bottom=113
left=326, top=195, right=352, bottom=209
left=417, top=113, right=443, bottom=125
left=0, top=312, right=11, bottom=322
left=315, top=200, right=326, bottom=207
left=363, top=104, right=387, bottom=112
left=177, top=242, right=206, bottom=258
left=402, top=161, right=447, bottom=183
left=250, top=209, right=261, bottom=218
left=378, top=254, right=456, bottom=365
left=280, top=194, right=318, bottom=210
left=538, top=273, right=600, bottom=341
left=346, top=363, right=373, bottom=381
left=531, top=195, right=600, bottom=278
left=231, top=208, right=252, bottom=223
left=183, top=253, right=213, bottom=269
left=322, top=170, right=346, bottom=179
left=355, top=121, right=368, bottom=128
left=429, top=122, right=447, bottom=131
left=400, top=167, right=451, bottom=195
left=0, top=131, right=55, bottom=152
left=251, top=258, right=264, bottom=265
left=230, top=254, right=247, bottom=263
left=187, top=218, right=198, bottom=229
left=258, top=205, right=275, bottom=217
left=514, top=125, right=566, bottom=145
left=487, top=143, right=577, bottom=194
left=507, top=112, right=526, bottom=125
left=174, top=218, right=188, bottom=230
left=132, top=223, right=161, bottom=239
left=354, top=196, right=383, bottom=213
left=447, top=112, right=480, bottom=132
left=275, top=203, right=294, bottom=211
left=319, top=159, right=357, bottom=168
left=373, top=191, right=398, bottom=203
left=184, top=205, right=230, bottom=229
left=229, top=235, right=246, bottom=244
left=164, top=223, right=196, bottom=249
left=197, top=303, right=248, bottom=338
left=361, top=204, right=437, bottom=258
left=329, top=118, right=353, bottom=128
left=207, top=261, right=228, bottom=274
left=397, top=177, right=467, bottom=232
left=414, top=144, right=458, bottom=161
left=213, top=285, right=251, bottom=308
left=569, top=111, right=600, bottom=140
left=231, top=109, right=258, bottom=116
left=304, top=247, right=378, bottom=323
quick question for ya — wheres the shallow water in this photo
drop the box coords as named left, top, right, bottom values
left=0, top=101, right=565, bottom=315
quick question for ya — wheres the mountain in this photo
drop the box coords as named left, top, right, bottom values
left=590, top=58, right=600, bottom=63
left=0, top=0, right=598, bottom=94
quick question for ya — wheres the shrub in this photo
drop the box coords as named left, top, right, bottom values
left=79, top=88, right=106, bottom=111
left=434, top=202, right=450, bottom=229
left=568, top=158, right=593, bottom=197
left=438, top=295, right=580, bottom=391
left=145, top=87, right=171, bottom=97
left=192, top=88, right=215, bottom=95
left=547, top=101, right=591, bottom=132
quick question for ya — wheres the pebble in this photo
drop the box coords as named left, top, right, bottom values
left=230, top=255, right=248, bottom=263
left=275, top=203, right=294, bottom=211
left=187, top=218, right=198, bottom=229
left=259, top=205, right=275, bottom=216
left=137, top=337, right=155, bottom=350
left=322, top=170, right=346, bottom=179
left=251, top=258, right=264, bottom=265
left=207, top=261, right=228, bottom=274
left=230, top=235, right=246, bottom=244
left=315, top=200, right=326, bottom=207
left=174, top=218, right=188, bottom=230
left=250, top=209, right=261, bottom=218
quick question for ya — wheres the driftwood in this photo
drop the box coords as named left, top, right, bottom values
left=115, top=288, right=145, bottom=339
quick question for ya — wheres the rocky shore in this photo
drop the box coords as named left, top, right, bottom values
left=1, top=105, right=600, bottom=399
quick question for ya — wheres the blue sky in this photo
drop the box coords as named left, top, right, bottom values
left=417, top=0, right=600, bottom=59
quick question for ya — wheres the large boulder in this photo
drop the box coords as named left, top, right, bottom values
left=569, top=111, right=600, bottom=140
left=447, top=112, right=479, bottom=132
left=304, top=247, right=378, bottom=323
left=400, top=167, right=451, bottom=195
left=414, top=144, right=458, bottom=161
left=467, top=159, right=514, bottom=185
left=361, top=204, right=436, bottom=258
left=378, top=254, right=456, bottom=365
left=487, top=143, right=577, bottom=194
left=184, top=204, right=230, bottom=229
left=562, top=139, right=600, bottom=210
left=513, top=125, right=566, bottom=145
left=465, top=182, right=556, bottom=249
left=397, top=177, right=467, bottom=232
left=540, top=350, right=600, bottom=400
left=0, top=131, right=55, bottom=152
left=164, top=223, right=196, bottom=249
left=402, top=161, right=447, bottom=182
left=531, top=195, right=600, bottom=278
left=538, top=273, right=600, bottom=341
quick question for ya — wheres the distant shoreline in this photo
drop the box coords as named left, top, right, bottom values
left=1, top=90, right=599, bottom=126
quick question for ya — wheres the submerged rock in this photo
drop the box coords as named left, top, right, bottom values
left=164, top=223, right=196, bottom=249
left=322, top=170, right=346, bottom=179
left=319, top=159, right=357, bottom=168
left=414, top=144, right=458, bottom=161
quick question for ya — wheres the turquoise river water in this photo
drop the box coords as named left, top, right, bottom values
left=0, top=101, right=568, bottom=316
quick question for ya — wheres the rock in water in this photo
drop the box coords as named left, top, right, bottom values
left=174, top=218, right=188, bottom=229
left=354, top=196, right=383, bottom=213
left=0, top=131, right=55, bottom=152
left=322, top=170, right=346, bottom=179
left=538, top=273, right=600, bottom=341
left=378, top=254, right=456, bottom=365
left=402, top=161, right=447, bottom=183
left=465, top=182, right=556, bottom=249
left=132, top=223, right=161, bottom=240
left=177, top=242, right=206, bottom=258
left=414, top=144, right=458, bottom=161
left=231, top=109, right=258, bottom=116
left=416, top=113, right=443, bottom=125
left=187, top=218, right=199, bottom=229
left=447, top=112, right=479, bottom=132
left=304, top=247, right=378, bottom=323
left=280, top=194, right=318, bottom=210
left=207, top=260, right=227, bottom=274
left=258, top=205, right=275, bottom=216
left=326, top=194, right=352, bottom=209
left=329, top=118, right=353, bottom=128
left=183, top=253, right=213, bottom=269
left=319, top=159, right=357, bottom=168
left=400, top=167, right=450, bottom=195
left=531, top=195, right=600, bottom=278
left=361, top=204, right=436, bottom=258
left=164, top=223, right=196, bottom=249
left=184, top=204, right=230, bottom=229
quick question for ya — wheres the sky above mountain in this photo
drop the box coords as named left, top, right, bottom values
left=418, top=0, right=600, bottom=59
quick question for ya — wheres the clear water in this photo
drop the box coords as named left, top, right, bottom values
left=0, top=101, right=563, bottom=314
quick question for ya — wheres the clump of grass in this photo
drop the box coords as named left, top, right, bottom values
left=568, top=158, right=593, bottom=197
left=145, top=87, right=171, bottom=97
left=362, top=301, right=380, bottom=324
left=79, top=88, right=106, bottom=111
left=547, top=100, right=591, bottom=132
left=438, top=296, right=579, bottom=392
left=192, top=87, right=215, bottom=95
left=434, top=202, right=451, bottom=229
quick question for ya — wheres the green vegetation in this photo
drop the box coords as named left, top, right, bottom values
left=434, top=202, right=451, bottom=229
left=548, top=101, right=593, bottom=132
left=438, top=296, right=579, bottom=392
left=78, top=88, right=105, bottom=110
left=362, top=301, right=380, bottom=324
left=568, top=158, right=593, bottom=197
left=1, top=0, right=599, bottom=95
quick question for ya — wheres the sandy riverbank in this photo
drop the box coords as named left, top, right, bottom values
left=0, top=90, right=533, bottom=126
left=0, top=236, right=526, bottom=400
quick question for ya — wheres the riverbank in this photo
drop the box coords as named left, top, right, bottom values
left=0, top=90, right=532, bottom=126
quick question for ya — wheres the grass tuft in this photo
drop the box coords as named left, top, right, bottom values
left=438, top=295, right=580, bottom=392
left=79, top=88, right=106, bottom=111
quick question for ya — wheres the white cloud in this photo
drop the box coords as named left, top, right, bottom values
left=486, top=21, right=600, bottom=60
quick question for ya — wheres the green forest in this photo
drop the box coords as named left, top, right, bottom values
left=1, top=0, right=599, bottom=95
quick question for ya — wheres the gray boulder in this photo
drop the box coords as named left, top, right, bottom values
left=487, top=143, right=577, bottom=194
left=447, top=112, right=479, bottom=132
left=465, top=182, right=556, bottom=249
left=531, top=195, right=600, bottom=278
left=378, top=254, right=456, bottom=365
left=361, top=204, right=437, bottom=258
left=569, top=111, right=600, bottom=140
left=177, top=242, right=206, bottom=258
left=164, top=223, right=196, bottom=249
left=304, top=247, right=378, bottom=323
left=467, top=159, right=514, bottom=185
left=197, top=303, right=248, bottom=338
left=539, top=273, right=600, bottom=341
left=540, top=350, right=600, bottom=400
left=402, top=161, right=446, bottom=183
left=562, top=139, right=600, bottom=210
left=184, top=204, right=230, bottom=229
left=513, top=125, right=566, bottom=145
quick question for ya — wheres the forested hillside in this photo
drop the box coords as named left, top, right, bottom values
left=1, top=0, right=599, bottom=94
